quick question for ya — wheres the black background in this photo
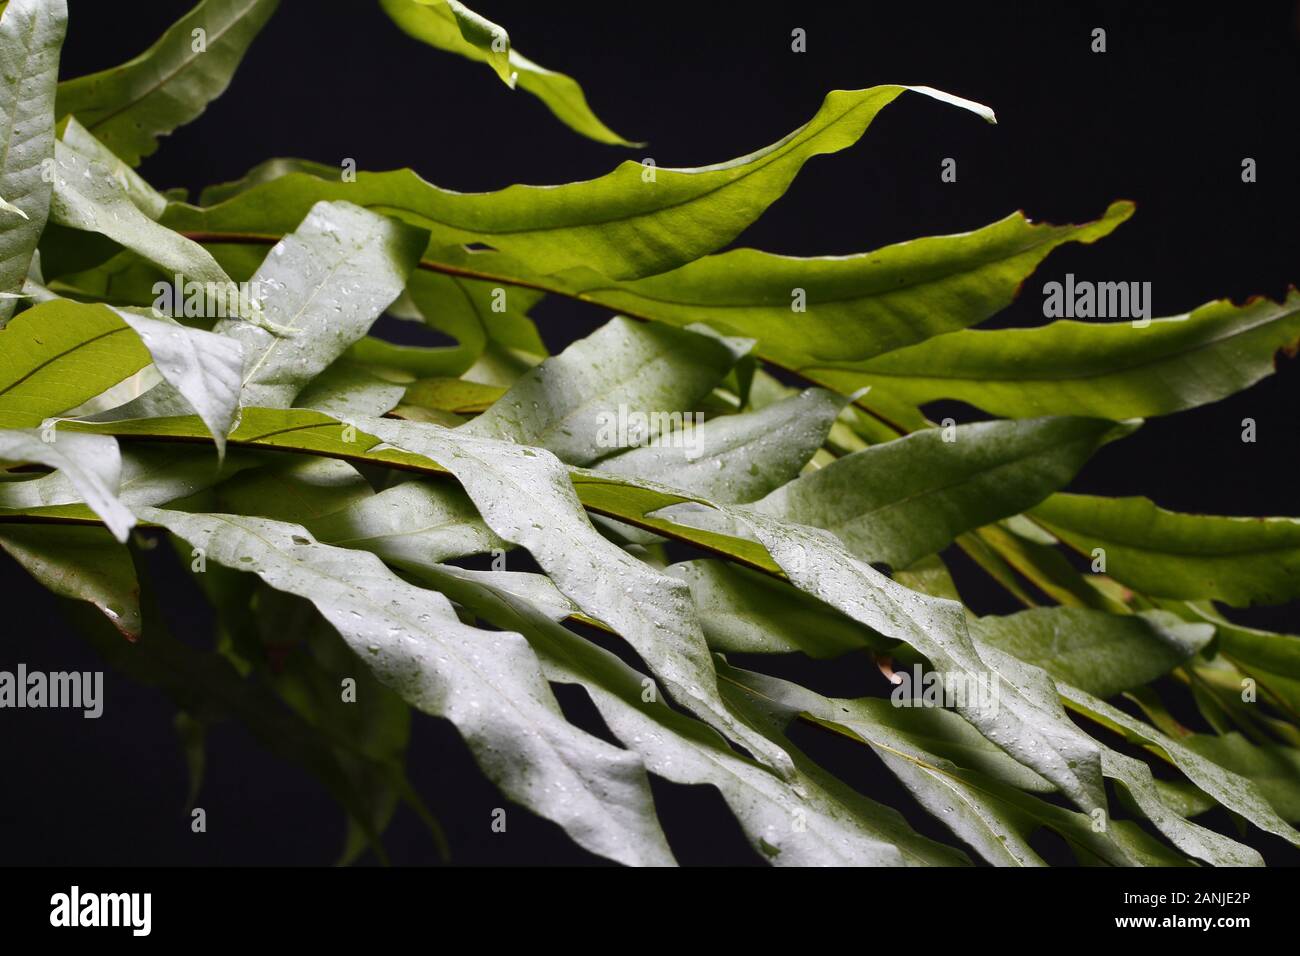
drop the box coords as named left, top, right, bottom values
left=1, top=0, right=1298, bottom=866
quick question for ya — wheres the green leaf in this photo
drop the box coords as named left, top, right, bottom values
left=343, top=336, right=472, bottom=381
left=1, top=292, right=243, bottom=456
left=0, top=428, right=132, bottom=540
left=294, top=361, right=407, bottom=419
left=46, top=405, right=864, bottom=580
left=198, top=157, right=344, bottom=206
left=218, top=201, right=426, bottom=408
left=49, top=125, right=236, bottom=291
left=142, top=506, right=676, bottom=866
left=379, top=0, right=636, bottom=146
left=64, top=406, right=453, bottom=472
left=393, top=268, right=546, bottom=377
left=73, top=199, right=426, bottom=429
left=23, top=407, right=1067, bottom=601
left=464, top=316, right=750, bottom=465
left=1032, top=493, right=1300, bottom=607
left=171, top=198, right=1139, bottom=442
left=210, top=456, right=372, bottom=524
left=1181, top=733, right=1300, bottom=822
left=967, top=521, right=1122, bottom=611
left=1175, top=603, right=1300, bottom=717
left=112, top=307, right=244, bottom=457
left=850, top=289, right=1300, bottom=420
left=1061, top=681, right=1300, bottom=848
left=0, top=445, right=255, bottom=511
left=73, top=403, right=777, bottom=756
left=970, top=639, right=1262, bottom=866
left=973, top=607, right=1213, bottom=698
left=575, top=202, right=1132, bottom=374
left=1096, top=745, right=1261, bottom=866
left=571, top=468, right=782, bottom=572
left=401, top=377, right=505, bottom=415
left=0, top=524, right=140, bottom=637
left=163, top=85, right=993, bottom=280
left=54, top=0, right=280, bottom=166
left=953, top=529, right=1040, bottom=608
left=0, top=0, right=66, bottom=323
left=0, top=298, right=150, bottom=428
left=754, top=416, right=1133, bottom=570
left=669, top=559, right=887, bottom=658
left=595, top=388, right=845, bottom=504
left=171, top=201, right=1138, bottom=439
left=893, top=553, right=964, bottom=602
left=307, top=479, right=503, bottom=565
left=36, top=246, right=165, bottom=303
left=732, top=508, right=1109, bottom=815
left=352, top=415, right=796, bottom=778
left=721, top=664, right=1147, bottom=866
left=417, top=562, right=966, bottom=865
left=59, top=115, right=167, bottom=217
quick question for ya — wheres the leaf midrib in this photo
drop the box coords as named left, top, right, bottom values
left=0, top=324, right=137, bottom=403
